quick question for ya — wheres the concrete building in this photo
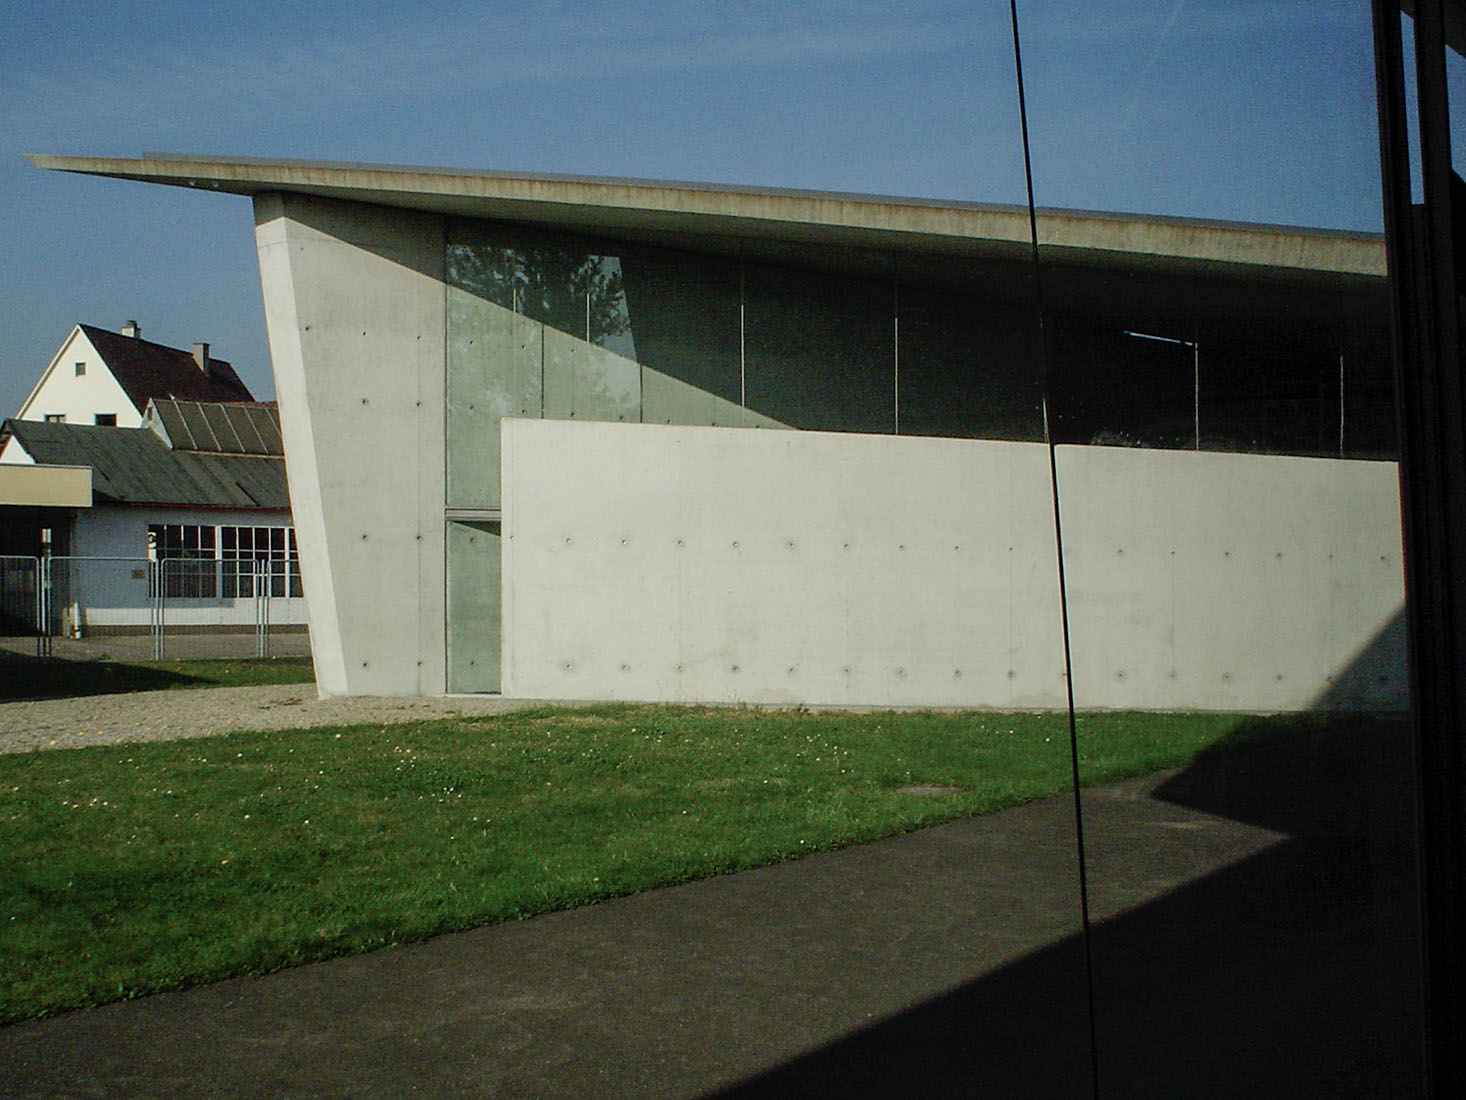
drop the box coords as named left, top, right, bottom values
left=28, top=154, right=1406, bottom=708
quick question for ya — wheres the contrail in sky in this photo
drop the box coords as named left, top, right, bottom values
left=1112, top=0, right=1189, bottom=154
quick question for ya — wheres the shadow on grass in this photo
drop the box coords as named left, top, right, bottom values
left=0, top=655, right=314, bottom=702
left=705, top=712, right=1425, bottom=1099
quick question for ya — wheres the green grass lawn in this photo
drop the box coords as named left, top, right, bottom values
left=0, top=657, right=315, bottom=701
left=0, top=705, right=1243, bottom=1023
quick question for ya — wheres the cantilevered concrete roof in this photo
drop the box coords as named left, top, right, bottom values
left=28, top=153, right=1384, bottom=279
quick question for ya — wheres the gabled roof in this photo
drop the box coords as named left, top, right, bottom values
left=147, top=400, right=283, bottom=455
left=2, top=419, right=288, bottom=510
left=79, top=324, right=254, bottom=411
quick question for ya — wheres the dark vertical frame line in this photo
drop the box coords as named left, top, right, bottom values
left=739, top=258, right=747, bottom=408
left=893, top=282, right=901, bottom=435
left=1193, top=333, right=1200, bottom=451
left=1373, top=2, right=1466, bottom=1095
left=1006, top=3, right=1101, bottom=1097
left=442, top=229, right=452, bottom=693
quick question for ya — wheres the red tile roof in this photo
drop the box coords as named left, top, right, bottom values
left=79, top=324, right=255, bottom=411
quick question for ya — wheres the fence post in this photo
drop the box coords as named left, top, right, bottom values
left=30, top=556, right=42, bottom=659
left=151, top=560, right=164, bottom=661
left=254, top=559, right=270, bottom=658
left=38, top=555, right=51, bottom=659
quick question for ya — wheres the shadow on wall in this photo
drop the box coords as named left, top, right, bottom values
left=704, top=718, right=1423, bottom=1099
left=1312, top=606, right=1409, bottom=711
left=254, top=195, right=446, bottom=284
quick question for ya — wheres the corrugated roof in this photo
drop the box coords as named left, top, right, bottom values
left=3, top=420, right=289, bottom=510
left=148, top=400, right=283, bottom=455
left=80, top=324, right=255, bottom=411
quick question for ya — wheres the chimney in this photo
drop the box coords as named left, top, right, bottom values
left=192, top=342, right=211, bottom=378
left=121, top=320, right=140, bottom=338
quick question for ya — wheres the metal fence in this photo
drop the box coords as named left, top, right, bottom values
left=0, top=555, right=307, bottom=661
left=0, top=556, right=40, bottom=644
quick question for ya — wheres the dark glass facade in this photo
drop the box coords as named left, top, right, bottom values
left=446, top=221, right=1392, bottom=485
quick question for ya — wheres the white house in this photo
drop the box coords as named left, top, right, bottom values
left=15, top=321, right=254, bottom=429
left=3, top=320, right=304, bottom=638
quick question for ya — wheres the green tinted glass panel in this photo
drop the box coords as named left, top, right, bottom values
left=542, top=325, right=640, bottom=423
left=446, top=286, right=542, bottom=508
left=446, top=520, right=501, bottom=693
left=619, top=247, right=742, bottom=409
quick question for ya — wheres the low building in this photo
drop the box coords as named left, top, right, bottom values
left=0, top=400, right=304, bottom=636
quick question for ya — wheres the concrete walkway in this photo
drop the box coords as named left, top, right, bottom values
left=0, top=683, right=568, bottom=755
left=0, top=709, right=1429, bottom=1098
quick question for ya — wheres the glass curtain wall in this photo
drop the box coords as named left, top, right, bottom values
left=446, top=221, right=1051, bottom=470
left=442, top=224, right=1054, bottom=701
left=1017, top=1, right=1426, bottom=1096
left=447, top=218, right=1392, bottom=483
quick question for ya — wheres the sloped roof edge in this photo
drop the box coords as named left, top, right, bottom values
left=26, top=153, right=1386, bottom=278
left=79, top=324, right=254, bottom=409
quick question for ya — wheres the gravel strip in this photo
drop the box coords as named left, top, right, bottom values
left=0, top=686, right=565, bottom=755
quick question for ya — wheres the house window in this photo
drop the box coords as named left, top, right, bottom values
left=220, top=525, right=302, bottom=598
left=43, top=413, right=64, bottom=423
left=149, top=524, right=217, bottom=598
left=74, top=362, right=86, bottom=377
left=94, top=413, right=116, bottom=426
left=147, top=523, right=301, bottom=599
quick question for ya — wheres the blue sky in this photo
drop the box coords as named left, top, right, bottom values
left=0, top=1, right=1415, bottom=414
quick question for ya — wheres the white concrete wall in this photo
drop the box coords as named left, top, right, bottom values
left=501, top=419, right=1406, bottom=711
left=1053, top=445, right=1406, bottom=710
left=17, top=328, right=140, bottom=426
left=254, top=193, right=447, bottom=696
left=503, top=419, right=1068, bottom=707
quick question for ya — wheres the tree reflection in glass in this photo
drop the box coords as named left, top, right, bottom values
left=447, top=242, right=635, bottom=360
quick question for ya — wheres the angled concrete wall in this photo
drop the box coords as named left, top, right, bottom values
left=501, top=419, right=1405, bottom=711
left=254, top=193, right=447, bottom=696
